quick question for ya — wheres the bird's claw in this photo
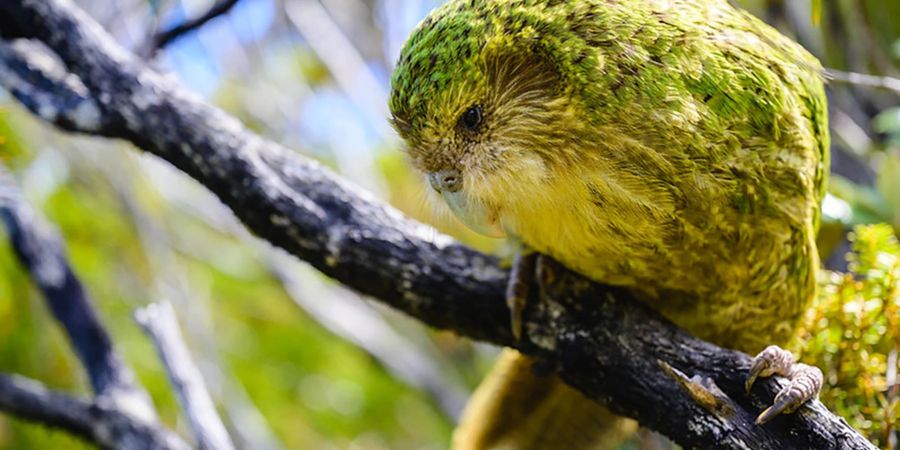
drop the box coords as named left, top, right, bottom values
left=746, top=345, right=823, bottom=424
left=506, top=252, right=537, bottom=340
left=746, top=345, right=794, bottom=393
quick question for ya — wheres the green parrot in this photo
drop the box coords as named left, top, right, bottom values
left=389, top=0, right=829, bottom=448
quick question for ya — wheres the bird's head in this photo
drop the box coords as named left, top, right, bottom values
left=389, top=0, right=599, bottom=237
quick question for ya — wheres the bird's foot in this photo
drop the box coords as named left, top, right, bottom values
left=745, top=345, right=823, bottom=424
left=506, top=252, right=537, bottom=340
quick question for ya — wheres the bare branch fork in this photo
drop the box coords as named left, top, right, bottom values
left=0, top=168, right=191, bottom=450
left=1, top=166, right=236, bottom=449
left=0, top=168, right=152, bottom=416
left=0, top=0, right=876, bottom=448
left=0, top=374, right=190, bottom=450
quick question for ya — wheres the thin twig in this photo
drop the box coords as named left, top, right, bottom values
left=148, top=0, right=240, bottom=54
left=825, top=68, right=900, bottom=95
left=135, top=302, right=235, bottom=450
left=283, top=0, right=392, bottom=195
left=282, top=0, right=391, bottom=131
left=97, top=154, right=286, bottom=450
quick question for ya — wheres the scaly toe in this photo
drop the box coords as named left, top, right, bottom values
left=746, top=345, right=794, bottom=393
left=506, top=252, right=537, bottom=341
left=746, top=345, right=823, bottom=424
left=755, top=363, right=823, bottom=424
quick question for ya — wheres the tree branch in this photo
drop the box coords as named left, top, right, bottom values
left=825, top=68, right=900, bottom=96
left=146, top=0, right=241, bottom=54
left=135, top=302, right=235, bottom=450
left=0, top=373, right=190, bottom=450
left=0, top=38, right=109, bottom=132
left=0, top=166, right=156, bottom=422
left=0, top=0, right=877, bottom=448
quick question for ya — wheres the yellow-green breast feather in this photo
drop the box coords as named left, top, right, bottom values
left=390, top=0, right=829, bottom=352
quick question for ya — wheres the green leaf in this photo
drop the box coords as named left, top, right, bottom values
left=873, top=108, right=900, bottom=134
left=811, top=0, right=822, bottom=25
left=828, top=175, right=892, bottom=225
left=875, top=151, right=900, bottom=227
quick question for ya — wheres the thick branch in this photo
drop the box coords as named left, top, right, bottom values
left=0, top=38, right=109, bottom=132
left=0, top=373, right=189, bottom=450
left=0, top=166, right=155, bottom=421
left=135, top=302, right=235, bottom=450
left=0, top=0, right=876, bottom=448
left=521, top=261, right=871, bottom=449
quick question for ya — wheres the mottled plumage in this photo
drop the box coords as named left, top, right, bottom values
left=390, top=0, right=829, bottom=447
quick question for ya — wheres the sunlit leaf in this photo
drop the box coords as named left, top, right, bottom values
left=811, top=0, right=822, bottom=25
left=876, top=152, right=900, bottom=228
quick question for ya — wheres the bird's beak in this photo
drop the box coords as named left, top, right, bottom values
left=428, top=169, right=462, bottom=193
left=428, top=169, right=506, bottom=238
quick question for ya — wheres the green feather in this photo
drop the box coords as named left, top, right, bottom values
left=390, top=0, right=829, bottom=353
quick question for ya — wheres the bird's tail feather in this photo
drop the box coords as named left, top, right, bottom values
left=452, top=349, right=637, bottom=450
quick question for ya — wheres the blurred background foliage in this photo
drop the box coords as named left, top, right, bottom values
left=0, top=0, right=898, bottom=448
left=792, top=225, right=900, bottom=449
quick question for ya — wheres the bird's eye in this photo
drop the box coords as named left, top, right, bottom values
left=460, top=105, right=483, bottom=131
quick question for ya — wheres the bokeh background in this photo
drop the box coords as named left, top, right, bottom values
left=0, top=0, right=899, bottom=448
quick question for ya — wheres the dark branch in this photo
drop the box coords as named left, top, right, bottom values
left=147, top=0, right=240, bottom=54
left=0, top=0, right=877, bottom=448
left=0, top=38, right=110, bottom=133
left=0, top=373, right=190, bottom=450
left=0, top=166, right=156, bottom=421
left=520, top=261, right=872, bottom=449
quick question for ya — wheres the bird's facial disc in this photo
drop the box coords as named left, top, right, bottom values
left=427, top=167, right=506, bottom=238
left=389, top=23, right=565, bottom=241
